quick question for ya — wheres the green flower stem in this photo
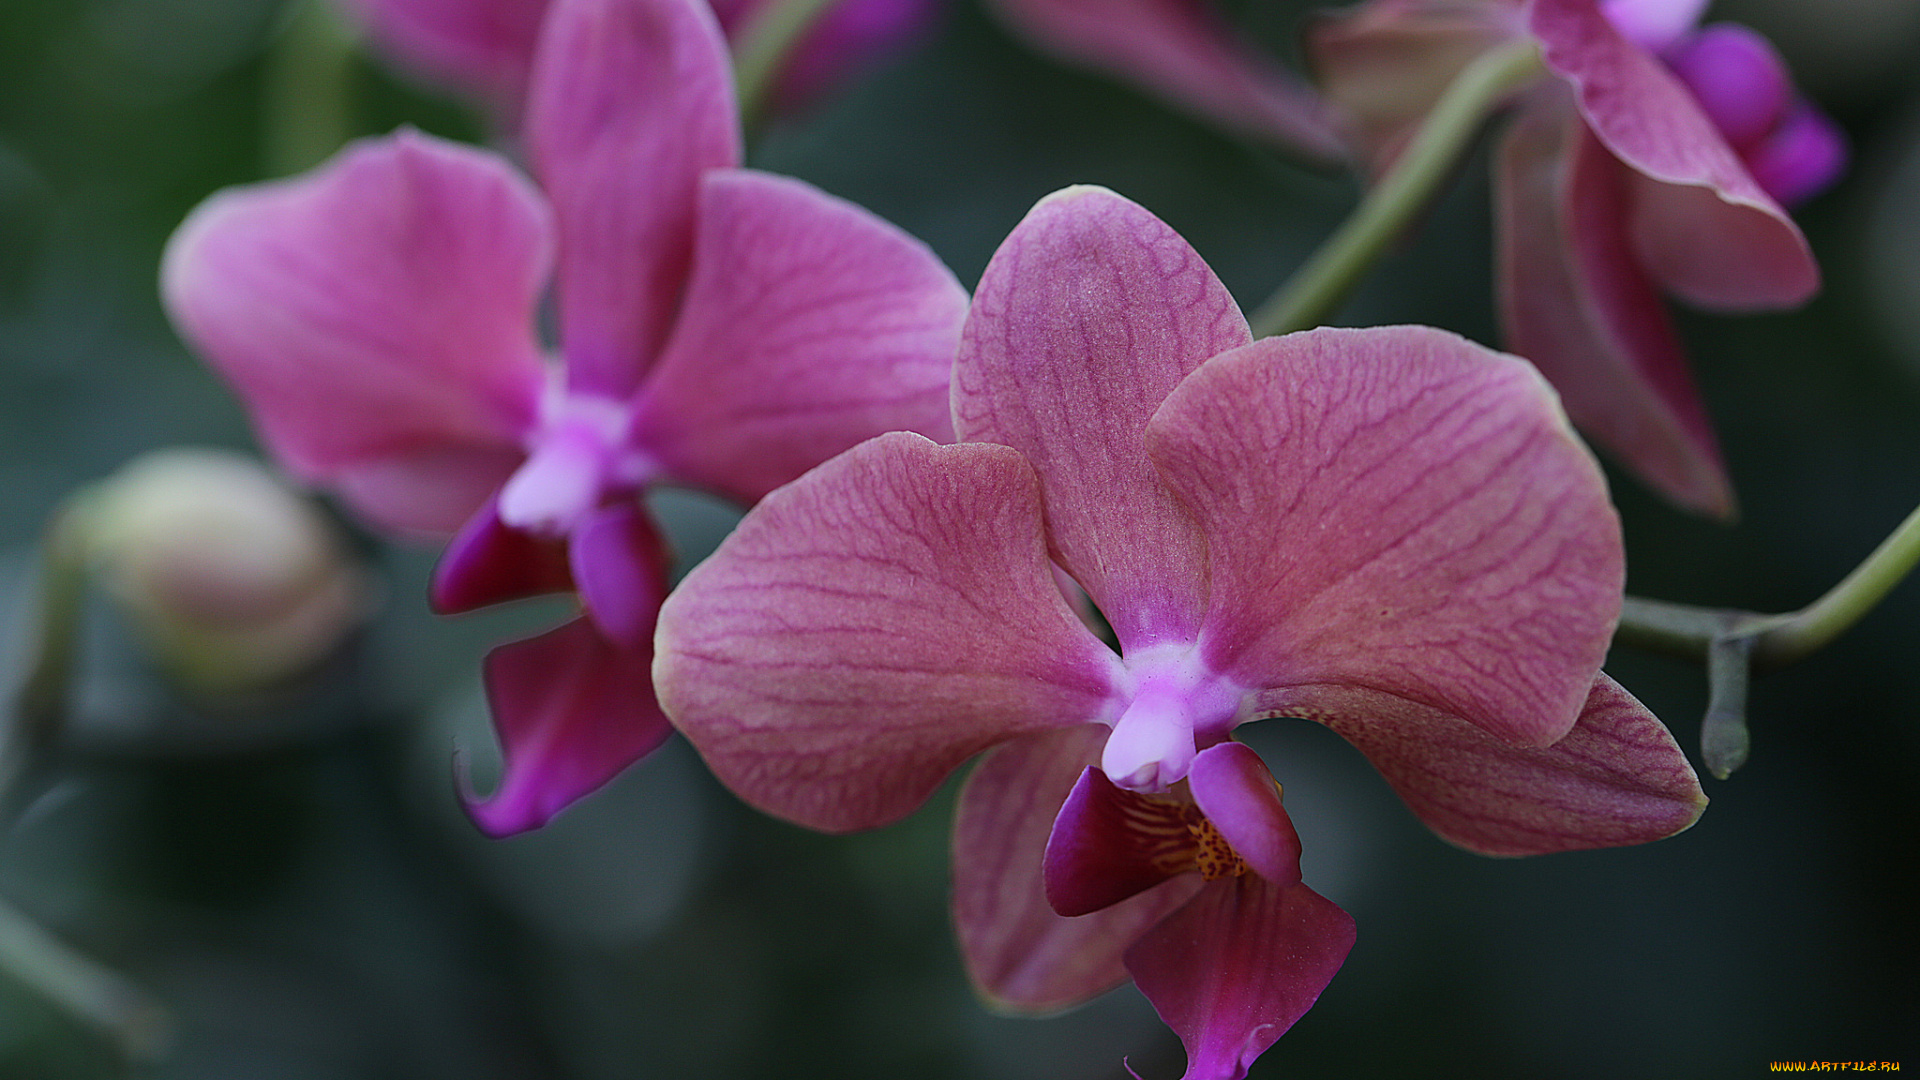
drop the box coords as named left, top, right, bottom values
left=263, top=0, right=360, bottom=177
left=733, top=0, right=838, bottom=135
left=1615, top=498, right=1920, bottom=669
left=0, top=893, right=171, bottom=1063
left=2, top=494, right=95, bottom=813
left=1248, top=39, right=1545, bottom=338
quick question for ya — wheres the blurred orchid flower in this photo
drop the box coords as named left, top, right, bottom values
left=655, top=186, right=1705, bottom=1076
left=982, top=0, right=1345, bottom=160
left=163, top=0, right=966, bottom=834
left=340, top=0, right=940, bottom=119
left=1311, top=0, right=1845, bottom=517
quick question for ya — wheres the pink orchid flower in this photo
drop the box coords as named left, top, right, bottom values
left=981, top=0, right=1345, bottom=160
left=655, top=186, right=1705, bottom=1078
left=340, top=0, right=939, bottom=119
left=1310, top=0, right=1845, bottom=517
left=161, top=0, right=967, bottom=835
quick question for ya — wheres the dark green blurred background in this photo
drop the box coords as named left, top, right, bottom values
left=2, top=0, right=1916, bottom=1076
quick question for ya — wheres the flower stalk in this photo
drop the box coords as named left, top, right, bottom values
left=1615, top=497, right=1920, bottom=776
left=733, top=0, right=842, bottom=132
left=1248, top=39, right=1544, bottom=338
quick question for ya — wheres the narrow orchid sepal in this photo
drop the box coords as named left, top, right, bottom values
left=955, top=185, right=1244, bottom=652
left=1184, top=742, right=1301, bottom=887
left=654, top=433, right=1127, bottom=833
left=632, top=169, right=965, bottom=503
left=524, top=0, right=742, bottom=398
left=465, top=617, right=675, bottom=836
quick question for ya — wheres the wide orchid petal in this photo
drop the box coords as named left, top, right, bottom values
left=1126, top=875, right=1355, bottom=1080
left=431, top=497, right=574, bottom=614
left=1185, top=741, right=1301, bottom=887
left=465, top=617, right=674, bottom=836
left=1270, top=674, right=1707, bottom=857
left=566, top=501, right=672, bottom=649
left=1496, top=100, right=1733, bottom=517
left=1529, top=0, right=1818, bottom=310
left=654, top=433, right=1126, bottom=833
left=343, top=0, right=549, bottom=115
left=631, top=169, right=965, bottom=504
left=955, top=728, right=1204, bottom=1014
left=954, top=186, right=1244, bottom=652
left=524, top=0, right=742, bottom=397
left=160, top=130, right=549, bottom=534
left=1148, top=326, right=1621, bottom=749
left=984, top=0, right=1342, bottom=159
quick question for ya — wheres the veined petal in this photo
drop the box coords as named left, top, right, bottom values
left=1148, top=326, right=1621, bottom=749
left=1126, top=875, right=1355, bottom=1080
left=1529, top=0, right=1818, bottom=309
left=1495, top=99, right=1733, bottom=518
left=654, top=433, right=1126, bottom=833
left=568, top=501, right=671, bottom=650
left=955, top=727, right=1203, bottom=1014
left=1267, top=673, right=1707, bottom=857
left=631, top=169, right=965, bottom=505
left=343, top=0, right=550, bottom=115
left=953, top=186, right=1243, bottom=652
left=465, top=617, right=674, bottom=836
left=984, top=0, right=1343, bottom=159
left=430, top=497, right=574, bottom=614
left=525, top=0, right=742, bottom=397
left=160, top=130, right=549, bottom=535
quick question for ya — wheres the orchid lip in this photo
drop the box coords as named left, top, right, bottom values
left=1100, top=642, right=1245, bottom=795
left=498, top=387, right=649, bottom=536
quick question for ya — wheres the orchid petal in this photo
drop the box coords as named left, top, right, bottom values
left=1126, top=875, right=1355, bottom=1080
left=1496, top=100, right=1733, bottom=517
left=1529, top=0, right=1818, bottom=310
left=1148, top=326, right=1621, bottom=748
left=568, top=501, right=671, bottom=650
left=465, top=617, right=673, bottom=836
left=1269, top=673, right=1707, bottom=857
left=654, top=433, right=1126, bottom=833
left=430, top=497, right=574, bottom=614
left=343, top=0, right=550, bottom=115
left=524, top=0, right=741, bottom=397
left=955, top=727, right=1203, bottom=1014
left=632, top=169, right=965, bottom=504
left=160, top=130, right=549, bottom=534
left=985, top=0, right=1343, bottom=159
left=1185, top=742, right=1301, bottom=887
left=954, top=186, right=1243, bottom=652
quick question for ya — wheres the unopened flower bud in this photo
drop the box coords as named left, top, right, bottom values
left=79, top=448, right=375, bottom=691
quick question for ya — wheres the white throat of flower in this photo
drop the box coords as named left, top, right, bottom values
left=1100, top=642, right=1245, bottom=794
left=497, top=383, right=645, bottom=537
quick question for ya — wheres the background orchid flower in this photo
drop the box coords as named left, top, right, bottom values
left=655, top=185, right=1706, bottom=1075
left=1310, top=0, right=1846, bottom=518
left=340, top=0, right=940, bottom=120
left=161, top=0, right=967, bottom=835
left=980, top=0, right=1345, bottom=160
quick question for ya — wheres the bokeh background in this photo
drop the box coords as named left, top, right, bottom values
left=2, top=0, right=1917, bottom=1076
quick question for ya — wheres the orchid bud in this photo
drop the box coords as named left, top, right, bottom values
left=80, top=448, right=375, bottom=692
